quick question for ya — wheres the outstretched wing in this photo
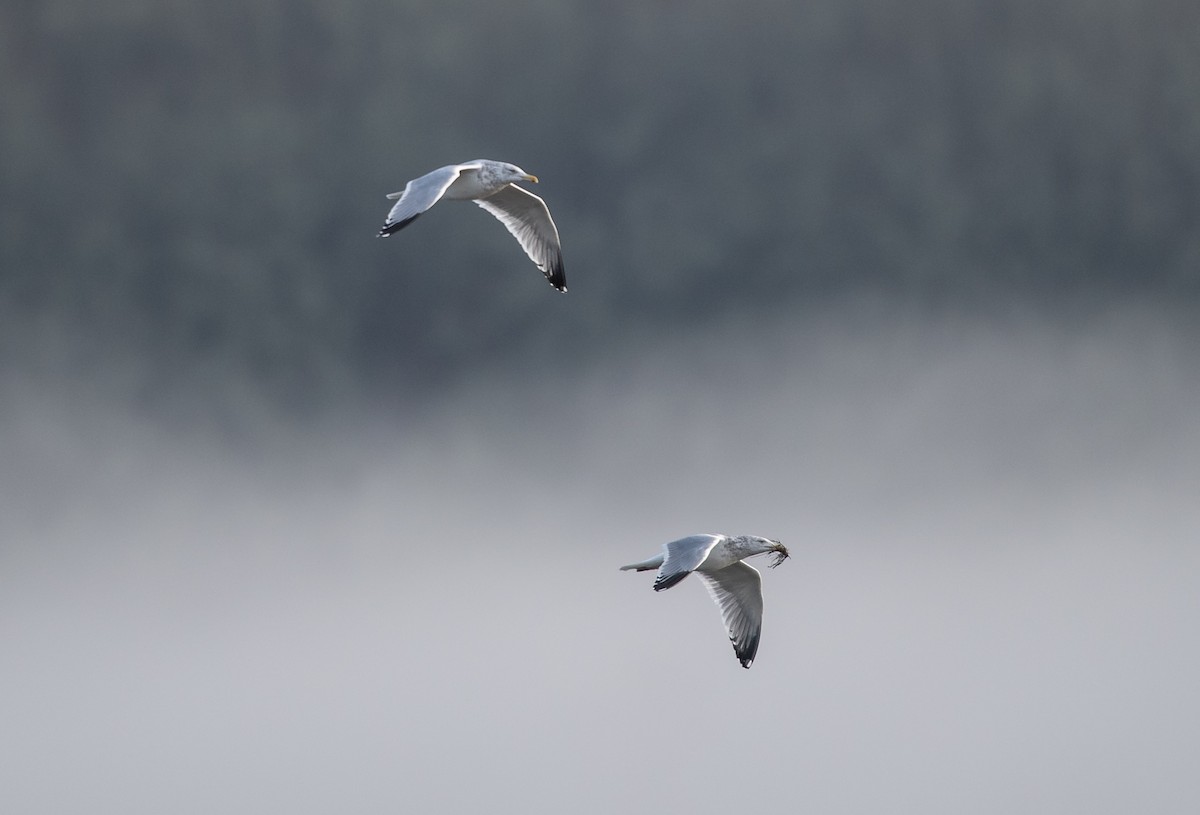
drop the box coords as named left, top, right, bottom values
left=653, top=535, right=723, bottom=592
left=474, top=184, right=567, bottom=291
left=378, top=164, right=471, bottom=236
left=697, top=562, right=765, bottom=669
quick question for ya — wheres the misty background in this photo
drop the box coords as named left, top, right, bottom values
left=2, top=1, right=1199, bottom=812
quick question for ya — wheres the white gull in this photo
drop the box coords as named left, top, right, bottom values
left=377, top=159, right=566, bottom=292
left=621, top=534, right=790, bottom=669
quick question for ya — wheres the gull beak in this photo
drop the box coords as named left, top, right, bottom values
left=523, top=174, right=539, bottom=183
left=768, top=540, right=790, bottom=568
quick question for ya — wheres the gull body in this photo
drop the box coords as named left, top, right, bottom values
left=621, top=534, right=789, bottom=669
left=377, top=159, right=566, bottom=292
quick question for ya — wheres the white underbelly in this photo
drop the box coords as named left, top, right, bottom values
left=444, top=172, right=497, bottom=201
left=697, top=544, right=739, bottom=572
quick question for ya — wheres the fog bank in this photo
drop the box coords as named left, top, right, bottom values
left=2, top=303, right=1198, bottom=814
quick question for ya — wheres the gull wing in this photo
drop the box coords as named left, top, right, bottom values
left=697, top=562, right=765, bottom=669
left=378, top=164, right=473, bottom=236
left=474, top=184, right=567, bottom=292
left=653, top=534, right=723, bottom=592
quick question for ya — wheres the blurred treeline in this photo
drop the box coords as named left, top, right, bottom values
left=1, top=0, right=1197, bottom=417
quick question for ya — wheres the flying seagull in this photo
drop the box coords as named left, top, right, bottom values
left=621, top=534, right=790, bottom=669
left=377, top=159, right=566, bottom=292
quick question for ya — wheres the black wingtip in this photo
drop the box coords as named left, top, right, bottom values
left=545, top=260, right=567, bottom=292
left=733, top=637, right=759, bottom=669
left=377, top=213, right=420, bottom=237
left=653, top=571, right=690, bottom=592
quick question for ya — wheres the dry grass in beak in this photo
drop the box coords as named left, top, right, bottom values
left=768, top=542, right=790, bottom=569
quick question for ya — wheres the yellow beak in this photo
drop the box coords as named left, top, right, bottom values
left=523, top=174, right=539, bottom=183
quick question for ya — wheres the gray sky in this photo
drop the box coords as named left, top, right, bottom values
left=3, top=303, right=1198, bottom=814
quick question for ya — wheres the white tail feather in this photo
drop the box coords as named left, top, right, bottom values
left=620, top=555, right=665, bottom=572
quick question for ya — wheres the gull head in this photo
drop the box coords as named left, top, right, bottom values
left=766, top=539, right=790, bottom=569
left=501, top=162, right=538, bottom=184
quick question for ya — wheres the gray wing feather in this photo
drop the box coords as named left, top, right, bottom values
left=378, top=165, right=465, bottom=235
left=653, top=535, right=723, bottom=592
left=697, top=562, right=765, bottom=669
left=474, top=185, right=567, bottom=291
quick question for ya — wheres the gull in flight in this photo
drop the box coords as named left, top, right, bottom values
left=621, top=534, right=790, bottom=669
left=377, top=159, right=566, bottom=292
